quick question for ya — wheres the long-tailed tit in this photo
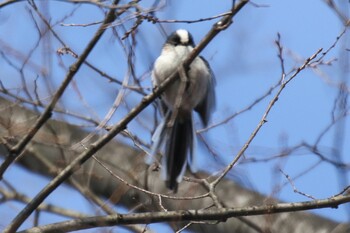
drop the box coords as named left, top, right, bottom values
left=149, top=29, right=216, bottom=191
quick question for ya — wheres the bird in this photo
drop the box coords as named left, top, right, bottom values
left=149, top=29, right=216, bottom=191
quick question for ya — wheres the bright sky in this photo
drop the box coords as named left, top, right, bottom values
left=0, top=0, right=349, bottom=232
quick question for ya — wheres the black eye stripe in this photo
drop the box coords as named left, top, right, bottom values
left=166, top=30, right=195, bottom=46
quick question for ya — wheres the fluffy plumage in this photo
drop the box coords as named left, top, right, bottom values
left=150, top=29, right=215, bottom=191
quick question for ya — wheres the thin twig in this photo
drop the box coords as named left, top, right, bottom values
left=3, top=0, right=122, bottom=231
left=0, top=0, right=120, bottom=179
left=0, top=188, right=89, bottom=219
left=279, top=169, right=316, bottom=200
left=211, top=48, right=323, bottom=188
left=168, top=65, right=187, bottom=127
left=92, top=155, right=209, bottom=201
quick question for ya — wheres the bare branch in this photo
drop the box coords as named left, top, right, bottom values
left=21, top=194, right=350, bottom=233
left=0, top=0, right=121, bottom=179
left=211, top=48, right=323, bottom=188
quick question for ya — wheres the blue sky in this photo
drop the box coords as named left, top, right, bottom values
left=0, top=0, right=349, bottom=232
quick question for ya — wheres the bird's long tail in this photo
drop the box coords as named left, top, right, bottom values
left=163, top=113, right=197, bottom=191
left=148, top=112, right=197, bottom=192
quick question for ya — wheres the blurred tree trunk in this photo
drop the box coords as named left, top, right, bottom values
left=0, top=96, right=349, bottom=233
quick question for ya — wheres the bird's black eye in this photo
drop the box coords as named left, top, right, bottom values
left=167, top=33, right=181, bottom=46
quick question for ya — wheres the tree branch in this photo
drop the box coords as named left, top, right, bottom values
left=2, top=0, right=122, bottom=231
left=20, top=194, right=350, bottom=233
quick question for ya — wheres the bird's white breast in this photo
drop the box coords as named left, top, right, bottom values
left=152, top=44, right=210, bottom=113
